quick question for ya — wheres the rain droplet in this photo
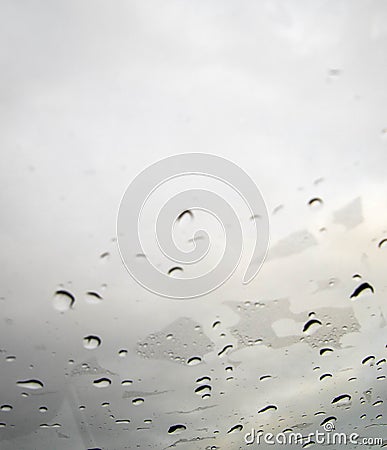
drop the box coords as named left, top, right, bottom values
left=53, top=290, right=75, bottom=312
left=308, top=198, right=323, bottom=208
left=168, top=424, right=186, bottom=434
left=116, top=419, right=130, bottom=424
left=303, top=319, right=322, bottom=334
left=168, top=267, right=183, bottom=277
left=259, top=375, right=272, bottom=381
left=177, top=210, right=193, bottom=222
left=378, top=239, right=387, bottom=249
left=132, top=398, right=144, bottom=406
left=118, top=349, right=128, bottom=358
left=93, top=378, right=111, bottom=388
left=85, top=291, right=103, bottom=304
left=196, top=376, right=211, bottom=384
left=319, top=373, right=332, bottom=381
left=227, top=424, right=243, bottom=433
left=373, top=400, right=383, bottom=407
left=16, top=379, right=44, bottom=390
left=121, top=380, right=133, bottom=386
left=332, top=394, right=351, bottom=405
left=39, top=406, right=48, bottom=413
left=0, top=405, right=12, bottom=412
left=320, top=416, right=337, bottom=427
left=194, top=385, right=211, bottom=395
left=362, top=355, right=375, bottom=366
left=187, top=356, right=202, bottom=366
left=218, top=344, right=233, bottom=357
left=350, top=282, right=374, bottom=299
left=320, top=348, right=334, bottom=356
left=83, top=335, right=102, bottom=350
left=258, top=405, right=278, bottom=414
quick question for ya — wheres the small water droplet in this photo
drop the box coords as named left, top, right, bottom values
left=132, top=397, right=144, bottom=406
left=118, top=349, right=128, bottom=358
left=39, top=406, right=48, bottom=413
left=121, top=380, right=133, bottom=386
left=83, top=335, right=102, bottom=350
left=362, top=355, right=375, bottom=366
left=53, top=290, right=75, bottom=312
left=116, top=419, right=130, bottom=424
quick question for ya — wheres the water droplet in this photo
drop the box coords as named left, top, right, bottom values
left=320, top=416, right=337, bottom=427
left=5, top=356, right=16, bottom=362
left=168, top=424, right=186, bottom=434
left=100, top=252, right=110, bottom=260
left=16, top=379, right=44, bottom=390
left=187, top=356, right=202, bottom=366
left=320, top=348, right=334, bottom=356
left=218, top=344, right=233, bottom=357
left=362, top=355, right=375, bottom=366
left=93, top=378, right=111, bottom=388
left=168, top=267, right=183, bottom=277
left=0, top=405, right=12, bottom=412
left=319, top=373, right=332, bottom=381
left=85, top=291, right=103, bottom=304
left=196, top=376, right=211, bottom=384
left=350, top=282, right=374, bottom=299
left=39, top=406, right=48, bottom=413
left=83, top=335, right=102, bottom=350
left=121, top=380, right=133, bottom=386
left=118, top=349, right=128, bottom=358
left=227, top=424, right=243, bottom=433
left=212, top=321, right=221, bottom=329
left=373, top=400, right=383, bottom=407
left=308, top=198, right=323, bottom=208
left=378, top=239, right=387, bottom=249
left=258, top=405, right=278, bottom=414
left=116, top=419, right=130, bottom=424
left=132, top=398, right=144, bottom=406
left=0, top=423, right=6, bottom=428
left=177, top=210, right=193, bottom=222
left=303, top=319, right=322, bottom=334
left=331, top=394, right=351, bottom=405
left=53, top=290, right=75, bottom=312
left=195, top=385, right=211, bottom=395
left=259, top=375, right=272, bottom=381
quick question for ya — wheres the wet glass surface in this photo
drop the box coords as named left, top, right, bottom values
left=0, top=1, right=387, bottom=449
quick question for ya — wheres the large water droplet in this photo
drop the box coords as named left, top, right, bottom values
left=187, top=356, right=202, bottom=366
left=16, top=379, right=44, bottom=390
left=0, top=405, right=12, bottom=412
left=168, top=424, right=186, bottom=434
left=83, top=335, right=102, bottom=350
left=53, top=290, right=75, bottom=312
left=93, top=378, right=111, bottom=388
